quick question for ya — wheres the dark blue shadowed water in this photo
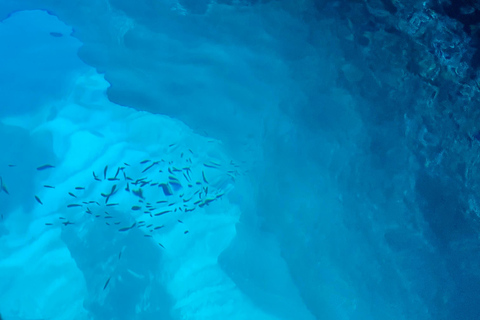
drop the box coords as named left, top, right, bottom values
left=0, top=1, right=479, bottom=320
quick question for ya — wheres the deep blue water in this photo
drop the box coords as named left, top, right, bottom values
left=0, top=1, right=478, bottom=320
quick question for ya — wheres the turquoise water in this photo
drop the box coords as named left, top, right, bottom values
left=0, top=2, right=477, bottom=320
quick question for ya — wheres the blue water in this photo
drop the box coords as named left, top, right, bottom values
left=0, top=2, right=477, bottom=320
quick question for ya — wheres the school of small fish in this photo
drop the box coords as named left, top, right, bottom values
left=0, top=143, right=241, bottom=291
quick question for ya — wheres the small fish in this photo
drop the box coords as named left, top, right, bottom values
left=125, top=183, right=130, bottom=192
left=140, top=159, right=151, bottom=164
left=142, top=162, right=156, bottom=173
left=45, top=222, right=53, bottom=226
left=44, top=185, right=55, bottom=189
left=114, top=167, right=121, bottom=179
left=160, top=183, right=174, bottom=196
left=132, top=188, right=145, bottom=199
left=158, top=242, right=165, bottom=249
left=106, top=203, right=119, bottom=207
left=107, top=177, right=120, bottom=181
left=140, top=181, right=151, bottom=187
left=184, top=230, right=189, bottom=234
left=93, top=171, right=101, bottom=181
left=178, top=220, right=183, bottom=223
left=202, top=171, right=208, bottom=184
left=62, top=221, right=74, bottom=226
left=154, top=210, right=171, bottom=216
left=34, top=195, right=43, bottom=205
left=68, top=192, right=77, bottom=198
left=75, top=187, right=85, bottom=190
left=103, top=277, right=111, bottom=290
left=37, top=164, right=55, bottom=171
left=118, top=222, right=136, bottom=232
left=154, top=225, right=164, bottom=230
left=67, top=204, right=82, bottom=208
left=124, top=162, right=130, bottom=166
left=104, top=165, right=108, bottom=179
left=146, top=224, right=153, bottom=228
left=131, top=206, right=142, bottom=211
left=8, top=164, right=16, bottom=167
left=0, top=177, right=9, bottom=194
left=144, top=234, right=153, bottom=238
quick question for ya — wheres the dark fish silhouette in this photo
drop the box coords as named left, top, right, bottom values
left=93, top=171, right=101, bottom=181
left=154, top=210, right=171, bottom=216
left=202, top=171, right=208, bottom=184
left=75, top=187, right=85, bottom=190
left=37, top=164, right=55, bottom=171
left=44, top=185, right=55, bottom=189
left=67, top=204, right=82, bottom=208
left=159, top=184, right=173, bottom=196
left=34, top=195, right=43, bottom=205
left=131, top=206, right=142, bottom=211
left=118, top=222, right=136, bottom=232
left=103, top=277, right=111, bottom=290
left=68, top=192, right=77, bottom=198
left=103, top=165, right=108, bottom=179
left=142, top=162, right=156, bottom=173
left=132, top=188, right=145, bottom=199
left=0, top=177, right=9, bottom=195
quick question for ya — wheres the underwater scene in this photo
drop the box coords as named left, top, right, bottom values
left=1, top=1, right=480, bottom=319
